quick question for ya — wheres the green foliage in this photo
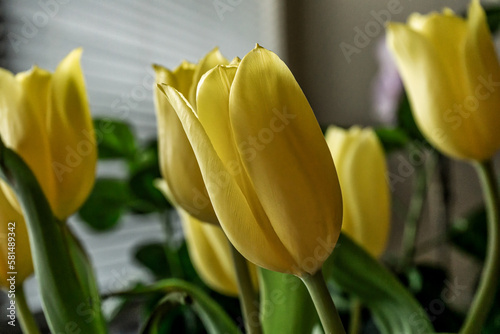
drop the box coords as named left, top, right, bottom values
left=259, top=269, right=319, bottom=334
left=135, top=243, right=171, bottom=278
left=374, top=126, right=410, bottom=153
left=0, top=143, right=108, bottom=333
left=79, top=119, right=170, bottom=231
left=79, top=179, right=130, bottom=231
left=485, top=6, right=500, bottom=32
left=449, top=206, right=487, bottom=261
left=324, top=233, right=435, bottom=334
left=94, top=118, right=137, bottom=160
left=129, top=279, right=241, bottom=334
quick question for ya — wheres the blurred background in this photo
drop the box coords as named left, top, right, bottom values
left=1, top=0, right=498, bottom=332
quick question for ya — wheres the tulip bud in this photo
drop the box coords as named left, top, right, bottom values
left=387, top=0, right=500, bottom=161
left=0, top=183, right=34, bottom=288
left=154, top=48, right=228, bottom=224
left=155, top=179, right=257, bottom=296
left=326, top=126, right=391, bottom=258
left=179, top=209, right=258, bottom=296
left=157, top=45, right=343, bottom=276
left=0, top=49, right=97, bottom=220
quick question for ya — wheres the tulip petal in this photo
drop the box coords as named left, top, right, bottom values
left=158, top=84, right=297, bottom=273
left=153, top=64, right=176, bottom=87
left=154, top=62, right=196, bottom=99
left=188, top=47, right=228, bottom=108
left=197, top=65, right=288, bottom=265
left=154, top=84, right=218, bottom=224
left=0, top=67, right=55, bottom=214
left=327, top=127, right=390, bottom=258
left=179, top=210, right=239, bottom=296
left=407, top=11, right=467, bottom=95
left=173, top=61, right=196, bottom=98
left=229, top=46, right=342, bottom=273
left=49, top=48, right=97, bottom=219
left=462, top=0, right=500, bottom=159
left=197, top=65, right=239, bottom=168
left=387, top=23, right=480, bottom=160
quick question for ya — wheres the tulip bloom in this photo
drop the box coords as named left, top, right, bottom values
left=0, top=183, right=34, bottom=288
left=154, top=48, right=229, bottom=224
left=0, top=49, right=96, bottom=219
left=326, top=126, right=390, bottom=258
left=179, top=209, right=258, bottom=296
left=387, top=0, right=500, bottom=161
left=157, top=45, right=343, bottom=276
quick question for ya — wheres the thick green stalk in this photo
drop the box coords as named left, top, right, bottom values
left=16, top=284, right=41, bottom=334
left=301, top=270, right=346, bottom=334
left=460, top=160, right=500, bottom=334
left=229, top=244, right=262, bottom=334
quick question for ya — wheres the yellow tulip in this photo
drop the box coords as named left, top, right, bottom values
left=0, top=182, right=34, bottom=288
left=387, top=0, right=500, bottom=161
left=156, top=45, right=343, bottom=276
left=179, top=209, right=258, bottom=296
left=0, top=49, right=96, bottom=220
left=325, top=126, right=390, bottom=258
left=154, top=48, right=229, bottom=224
left=155, top=179, right=257, bottom=296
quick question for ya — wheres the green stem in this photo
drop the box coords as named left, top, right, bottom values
left=460, top=160, right=500, bottom=334
left=229, top=244, right=262, bottom=334
left=400, top=163, right=428, bottom=270
left=349, top=298, right=362, bottom=334
left=17, top=283, right=41, bottom=334
left=301, top=270, right=346, bottom=334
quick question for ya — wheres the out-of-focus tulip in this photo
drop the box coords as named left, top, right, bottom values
left=0, top=182, right=34, bottom=288
left=326, top=126, right=390, bottom=258
left=154, top=48, right=229, bottom=224
left=0, top=49, right=96, bottom=219
left=155, top=179, right=257, bottom=296
left=157, top=45, right=343, bottom=276
left=387, top=0, right=500, bottom=161
left=179, top=209, right=258, bottom=296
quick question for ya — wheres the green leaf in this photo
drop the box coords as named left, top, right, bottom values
left=374, top=127, right=410, bottom=153
left=259, top=268, right=319, bottom=334
left=485, top=6, right=500, bottom=33
left=135, top=243, right=170, bottom=278
left=0, top=140, right=108, bottom=333
left=324, top=233, right=434, bottom=334
left=129, top=164, right=169, bottom=213
left=449, top=206, right=487, bottom=261
left=121, top=279, right=241, bottom=334
left=94, top=118, right=137, bottom=160
left=79, top=178, right=130, bottom=231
